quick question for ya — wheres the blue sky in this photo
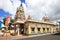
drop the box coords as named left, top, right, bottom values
left=0, top=0, right=25, bottom=18
left=0, top=9, right=12, bottom=18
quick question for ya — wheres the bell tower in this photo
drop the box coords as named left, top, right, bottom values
left=15, top=4, right=25, bottom=21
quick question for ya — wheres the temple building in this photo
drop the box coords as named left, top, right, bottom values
left=9, top=4, right=58, bottom=36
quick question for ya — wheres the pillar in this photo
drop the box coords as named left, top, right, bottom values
left=17, top=27, right=20, bottom=36
left=27, top=26, right=31, bottom=34
left=49, top=28, right=50, bottom=32
left=35, top=27, right=37, bottom=34
left=45, top=28, right=47, bottom=33
left=41, top=27, right=43, bottom=33
left=51, top=27, right=54, bottom=33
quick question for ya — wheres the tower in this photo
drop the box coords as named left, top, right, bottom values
left=15, top=4, right=25, bottom=21
left=42, top=13, right=49, bottom=22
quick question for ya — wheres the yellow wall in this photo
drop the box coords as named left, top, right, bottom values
left=26, top=22, right=55, bottom=35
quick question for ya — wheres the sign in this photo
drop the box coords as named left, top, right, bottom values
left=5, top=16, right=10, bottom=26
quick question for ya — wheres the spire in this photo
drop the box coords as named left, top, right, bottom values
left=45, top=13, right=47, bottom=16
left=21, top=3, right=22, bottom=6
left=42, top=13, right=49, bottom=22
left=27, top=15, right=32, bottom=20
left=15, top=3, right=25, bottom=21
left=17, top=3, right=24, bottom=11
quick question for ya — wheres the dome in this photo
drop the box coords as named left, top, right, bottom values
left=42, top=15, right=49, bottom=22
left=42, top=15, right=49, bottom=20
left=28, top=15, right=31, bottom=19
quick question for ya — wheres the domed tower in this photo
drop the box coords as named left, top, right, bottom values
left=42, top=13, right=49, bottom=22
left=15, top=4, right=25, bottom=21
left=27, top=15, right=31, bottom=19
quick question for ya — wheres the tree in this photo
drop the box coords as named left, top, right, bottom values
left=3, top=18, right=6, bottom=25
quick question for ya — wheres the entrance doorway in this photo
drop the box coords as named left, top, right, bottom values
left=15, top=23, right=25, bottom=35
left=19, top=24, right=24, bottom=35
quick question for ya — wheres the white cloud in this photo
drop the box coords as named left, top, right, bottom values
left=0, top=0, right=60, bottom=21
left=25, top=0, right=60, bottom=21
left=0, top=0, right=21, bottom=19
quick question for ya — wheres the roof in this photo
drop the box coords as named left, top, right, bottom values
left=26, top=19, right=55, bottom=25
left=14, top=21, right=25, bottom=24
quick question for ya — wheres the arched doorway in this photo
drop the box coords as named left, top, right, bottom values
left=15, top=23, right=25, bottom=35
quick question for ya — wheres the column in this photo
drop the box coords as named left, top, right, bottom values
left=51, top=27, right=54, bottom=33
left=45, top=28, right=47, bottom=33
left=17, top=27, right=20, bottom=36
left=35, top=27, right=37, bottom=34
left=23, top=27, right=25, bottom=34
left=16, top=25, right=21, bottom=36
left=41, top=27, right=43, bottom=33
left=49, top=28, right=50, bottom=33
left=27, top=26, right=31, bottom=34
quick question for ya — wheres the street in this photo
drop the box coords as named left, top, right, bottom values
left=17, top=33, right=60, bottom=40
left=0, top=33, right=60, bottom=40
left=0, top=35, right=12, bottom=40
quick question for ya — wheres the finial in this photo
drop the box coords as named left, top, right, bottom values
left=45, top=12, right=47, bottom=16
left=21, top=3, right=22, bottom=6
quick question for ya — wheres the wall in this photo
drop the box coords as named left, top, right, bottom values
left=26, top=21, right=54, bottom=35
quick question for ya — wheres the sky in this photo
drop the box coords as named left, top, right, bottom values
left=0, top=0, right=60, bottom=21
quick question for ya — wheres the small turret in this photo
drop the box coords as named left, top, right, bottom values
left=42, top=13, right=49, bottom=22
left=28, top=15, right=31, bottom=19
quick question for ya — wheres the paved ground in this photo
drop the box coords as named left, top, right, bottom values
left=0, top=32, right=60, bottom=40
left=0, top=35, right=12, bottom=40
left=16, top=33, right=60, bottom=40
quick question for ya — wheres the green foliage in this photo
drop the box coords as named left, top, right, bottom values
left=0, top=28, right=2, bottom=30
left=3, top=17, right=14, bottom=26
left=3, top=18, right=6, bottom=25
left=10, top=19, right=14, bottom=23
